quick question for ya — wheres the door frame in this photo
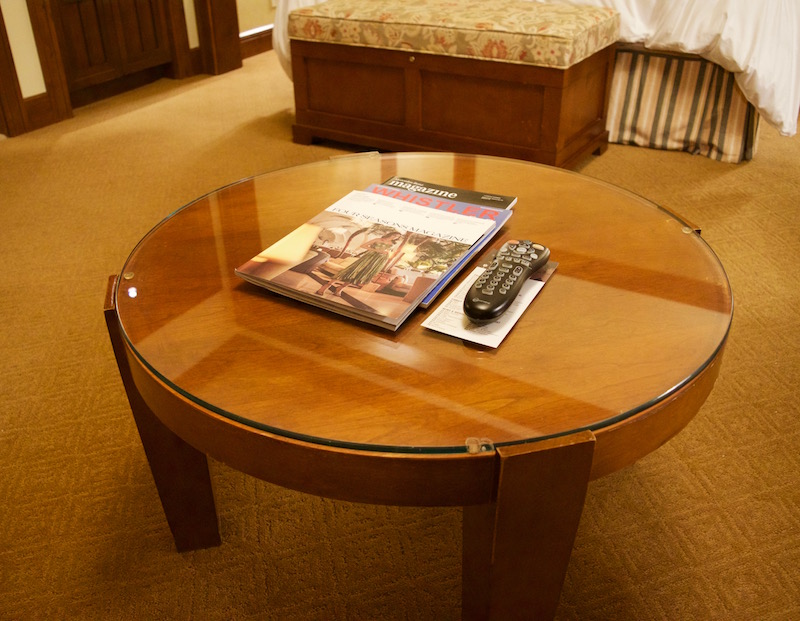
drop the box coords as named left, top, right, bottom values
left=0, top=5, right=23, bottom=135
left=194, top=0, right=242, bottom=75
left=0, top=0, right=71, bottom=135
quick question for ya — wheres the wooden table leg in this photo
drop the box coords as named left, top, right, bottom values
left=104, top=276, right=221, bottom=552
left=462, top=431, right=596, bottom=620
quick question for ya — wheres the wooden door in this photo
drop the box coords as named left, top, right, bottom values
left=54, top=0, right=172, bottom=92
left=114, top=0, right=172, bottom=75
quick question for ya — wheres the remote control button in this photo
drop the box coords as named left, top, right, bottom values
left=464, top=241, right=551, bottom=324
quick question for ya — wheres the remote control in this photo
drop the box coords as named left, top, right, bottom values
left=463, top=240, right=550, bottom=324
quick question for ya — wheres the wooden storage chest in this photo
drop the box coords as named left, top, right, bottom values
left=289, top=0, right=620, bottom=168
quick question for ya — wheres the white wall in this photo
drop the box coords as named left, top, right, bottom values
left=0, top=0, right=46, bottom=98
left=237, top=0, right=275, bottom=34
left=183, top=0, right=200, bottom=48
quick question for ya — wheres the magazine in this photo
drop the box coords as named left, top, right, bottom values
left=381, top=176, right=517, bottom=210
left=364, top=182, right=514, bottom=307
left=235, top=190, right=494, bottom=330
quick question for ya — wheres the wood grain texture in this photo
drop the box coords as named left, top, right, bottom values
left=113, top=153, right=732, bottom=459
left=290, top=41, right=614, bottom=168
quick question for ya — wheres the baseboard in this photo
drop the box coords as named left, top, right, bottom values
left=241, top=26, right=273, bottom=59
left=69, top=65, right=169, bottom=109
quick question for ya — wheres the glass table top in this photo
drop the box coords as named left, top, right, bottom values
left=115, top=152, right=733, bottom=453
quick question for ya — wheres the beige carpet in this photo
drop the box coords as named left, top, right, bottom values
left=1, top=51, right=798, bottom=620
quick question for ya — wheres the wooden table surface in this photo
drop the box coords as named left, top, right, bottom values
left=107, top=152, right=732, bottom=619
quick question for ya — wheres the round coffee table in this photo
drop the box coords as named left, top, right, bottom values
left=105, top=152, right=732, bottom=619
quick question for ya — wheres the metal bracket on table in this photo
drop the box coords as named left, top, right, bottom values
left=465, top=437, right=496, bottom=454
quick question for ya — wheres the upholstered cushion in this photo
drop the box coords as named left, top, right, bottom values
left=288, top=0, right=619, bottom=69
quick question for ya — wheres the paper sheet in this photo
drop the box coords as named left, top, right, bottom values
left=422, top=264, right=556, bottom=348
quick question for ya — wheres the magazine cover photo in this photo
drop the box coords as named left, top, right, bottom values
left=237, top=208, right=473, bottom=322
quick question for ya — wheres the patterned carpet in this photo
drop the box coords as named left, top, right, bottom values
left=1, top=51, right=798, bottom=620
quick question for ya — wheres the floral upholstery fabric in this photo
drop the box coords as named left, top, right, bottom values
left=288, top=0, right=620, bottom=69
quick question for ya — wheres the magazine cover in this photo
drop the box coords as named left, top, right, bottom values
left=381, top=176, right=517, bottom=209
left=363, top=182, right=514, bottom=307
left=235, top=190, right=493, bottom=330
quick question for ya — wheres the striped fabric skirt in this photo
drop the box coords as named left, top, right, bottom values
left=607, top=45, right=761, bottom=163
